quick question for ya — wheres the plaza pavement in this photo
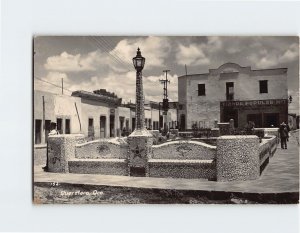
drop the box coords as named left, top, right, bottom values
left=34, top=131, right=299, bottom=194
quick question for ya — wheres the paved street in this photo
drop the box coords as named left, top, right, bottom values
left=34, top=131, right=299, bottom=194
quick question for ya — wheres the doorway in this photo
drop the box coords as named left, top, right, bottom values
left=264, top=113, right=279, bottom=127
left=110, top=115, right=115, bottom=137
left=57, top=118, right=63, bottom=134
left=45, top=120, right=51, bottom=142
left=180, top=114, right=185, bottom=131
left=223, top=108, right=238, bottom=127
left=35, top=119, right=42, bottom=144
left=247, top=113, right=262, bottom=128
left=132, top=117, right=136, bottom=131
left=65, top=119, right=70, bottom=134
left=100, top=116, right=106, bottom=138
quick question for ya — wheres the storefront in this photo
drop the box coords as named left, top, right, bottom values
left=220, top=99, right=288, bottom=128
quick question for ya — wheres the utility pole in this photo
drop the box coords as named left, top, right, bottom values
left=61, top=78, right=64, bottom=95
left=160, top=70, right=170, bottom=100
left=160, top=70, right=170, bottom=132
left=185, top=64, right=188, bottom=76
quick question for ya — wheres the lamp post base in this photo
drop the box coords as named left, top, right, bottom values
left=127, top=129, right=153, bottom=177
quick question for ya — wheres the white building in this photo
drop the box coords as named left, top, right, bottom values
left=178, top=62, right=288, bottom=130
left=34, top=90, right=178, bottom=144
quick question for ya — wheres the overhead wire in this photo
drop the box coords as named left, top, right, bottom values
left=34, top=77, right=74, bottom=94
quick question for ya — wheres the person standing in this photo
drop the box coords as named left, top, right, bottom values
left=278, top=122, right=288, bottom=149
left=286, top=123, right=291, bottom=142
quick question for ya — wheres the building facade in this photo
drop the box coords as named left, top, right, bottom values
left=34, top=90, right=178, bottom=144
left=34, top=90, right=82, bottom=144
left=178, top=63, right=288, bottom=130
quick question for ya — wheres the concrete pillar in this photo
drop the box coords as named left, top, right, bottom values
left=229, top=119, right=235, bottom=134
left=47, top=134, right=85, bottom=173
left=216, top=135, right=260, bottom=181
left=211, top=128, right=220, bottom=137
left=217, top=122, right=230, bottom=135
left=214, top=119, right=218, bottom=128
left=127, top=132, right=153, bottom=176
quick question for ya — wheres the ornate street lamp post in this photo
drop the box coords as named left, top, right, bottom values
left=128, top=48, right=153, bottom=177
left=132, top=48, right=146, bottom=131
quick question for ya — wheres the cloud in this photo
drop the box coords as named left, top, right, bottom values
left=279, top=43, right=299, bottom=63
left=143, top=73, right=178, bottom=102
left=44, top=36, right=171, bottom=74
left=247, top=39, right=299, bottom=68
left=45, top=51, right=94, bottom=72
left=247, top=52, right=280, bottom=68
left=176, top=43, right=210, bottom=66
left=175, top=36, right=223, bottom=66
left=64, top=71, right=178, bottom=103
left=34, top=72, right=69, bottom=94
left=112, top=36, right=171, bottom=69
left=207, top=36, right=223, bottom=52
left=44, top=50, right=127, bottom=73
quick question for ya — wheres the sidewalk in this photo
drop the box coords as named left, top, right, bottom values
left=34, top=134, right=299, bottom=194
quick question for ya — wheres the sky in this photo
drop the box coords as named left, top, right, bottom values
left=34, top=36, right=299, bottom=113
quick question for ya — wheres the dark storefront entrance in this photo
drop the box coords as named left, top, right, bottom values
left=264, top=113, right=279, bottom=127
left=246, top=113, right=279, bottom=128
left=220, top=99, right=287, bottom=128
left=223, top=108, right=238, bottom=127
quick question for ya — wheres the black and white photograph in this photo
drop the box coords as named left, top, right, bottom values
left=2, top=0, right=300, bottom=232
left=33, top=36, right=299, bottom=204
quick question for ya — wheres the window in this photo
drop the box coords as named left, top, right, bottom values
left=65, top=119, right=71, bottom=134
left=226, top=82, right=234, bottom=100
left=259, top=80, right=268, bottom=93
left=198, top=84, right=206, bottom=96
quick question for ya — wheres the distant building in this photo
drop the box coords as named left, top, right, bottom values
left=178, top=63, right=288, bottom=130
left=34, top=90, right=178, bottom=144
left=288, top=113, right=298, bottom=130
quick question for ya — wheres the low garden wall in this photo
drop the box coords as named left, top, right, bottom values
left=152, top=141, right=216, bottom=160
left=148, top=159, right=216, bottom=180
left=34, top=144, right=47, bottom=166
left=259, top=135, right=277, bottom=173
left=45, top=133, right=278, bottom=182
left=68, top=158, right=127, bottom=175
left=149, top=140, right=216, bottom=179
left=75, top=138, right=128, bottom=159
left=256, top=128, right=279, bottom=138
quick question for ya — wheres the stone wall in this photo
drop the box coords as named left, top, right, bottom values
left=44, top=133, right=275, bottom=182
left=256, top=128, right=279, bottom=138
left=152, top=140, right=216, bottom=160
left=47, top=134, right=85, bottom=172
left=34, top=144, right=47, bottom=166
left=216, top=135, right=260, bottom=181
left=75, top=138, right=128, bottom=159
left=148, top=159, right=216, bottom=180
left=259, top=135, right=277, bottom=164
left=149, top=140, right=216, bottom=179
left=68, top=159, right=127, bottom=175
